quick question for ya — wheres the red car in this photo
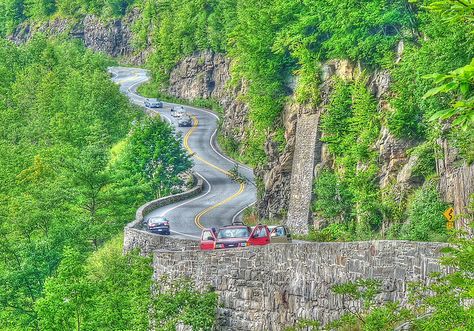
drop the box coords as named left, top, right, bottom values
left=199, top=225, right=270, bottom=250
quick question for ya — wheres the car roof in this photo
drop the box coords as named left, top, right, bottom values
left=149, top=216, right=167, bottom=222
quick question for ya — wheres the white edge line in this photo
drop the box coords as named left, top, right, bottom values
left=126, top=76, right=173, bottom=124
left=159, top=172, right=212, bottom=217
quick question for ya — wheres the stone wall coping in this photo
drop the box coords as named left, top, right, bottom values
left=152, top=239, right=448, bottom=256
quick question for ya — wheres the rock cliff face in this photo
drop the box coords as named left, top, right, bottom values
left=9, top=9, right=147, bottom=64
left=167, top=51, right=250, bottom=143
left=437, top=133, right=474, bottom=235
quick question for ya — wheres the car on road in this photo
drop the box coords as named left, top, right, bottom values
left=199, top=224, right=271, bottom=250
left=146, top=217, right=170, bottom=235
left=144, top=98, right=163, bottom=108
left=171, top=106, right=186, bottom=118
left=268, top=225, right=292, bottom=243
left=215, top=225, right=252, bottom=249
left=178, top=115, right=193, bottom=127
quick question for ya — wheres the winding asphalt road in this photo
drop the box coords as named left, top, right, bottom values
left=109, top=67, right=256, bottom=239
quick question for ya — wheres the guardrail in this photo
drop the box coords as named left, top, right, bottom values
left=123, top=174, right=204, bottom=255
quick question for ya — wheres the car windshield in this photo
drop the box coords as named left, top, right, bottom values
left=217, top=227, right=250, bottom=239
left=149, top=218, right=167, bottom=225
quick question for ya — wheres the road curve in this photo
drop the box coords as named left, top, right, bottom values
left=110, top=67, right=256, bottom=239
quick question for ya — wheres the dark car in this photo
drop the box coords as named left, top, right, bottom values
left=214, top=225, right=252, bottom=249
left=146, top=217, right=170, bottom=235
left=177, top=115, right=193, bottom=127
left=144, top=98, right=163, bottom=108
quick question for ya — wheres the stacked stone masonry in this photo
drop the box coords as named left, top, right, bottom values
left=152, top=240, right=446, bottom=331
left=286, top=113, right=321, bottom=235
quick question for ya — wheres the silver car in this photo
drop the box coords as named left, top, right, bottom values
left=144, top=98, right=163, bottom=108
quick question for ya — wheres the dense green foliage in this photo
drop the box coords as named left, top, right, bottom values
left=129, top=0, right=473, bottom=240
left=36, top=237, right=153, bottom=331
left=399, top=184, right=448, bottom=241
left=35, top=236, right=217, bottom=331
left=0, top=37, right=193, bottom=330
left=119, top=116, right=192, bottom=198
left=0, top=0, right=135, bottom=35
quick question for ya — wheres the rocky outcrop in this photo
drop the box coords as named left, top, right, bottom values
left=168, top=51, right=250, bottom=143
left=167, top=51, right=301, bottom=219
left=437, top=132, right=474, bottom=236
left=9, top=9, right=147, bottom=64
left=257, top=103, right=298, bottom=220
left=376, top=126, right=417, bottom=189
left=167, top=52, right=473, bottom=234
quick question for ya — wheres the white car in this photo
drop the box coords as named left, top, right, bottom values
left=144, top=98, right=163, bottom=108
left=171, top=106, right=186, bottom=118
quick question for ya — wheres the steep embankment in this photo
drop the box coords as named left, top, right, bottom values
left=8, top=8, right=147, bottom=64
left=139, top=1, right=473, bottom=240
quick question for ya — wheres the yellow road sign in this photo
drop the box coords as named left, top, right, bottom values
left=443, top=207, right=454, bottom=222
left=446, top=221, right=455, bottom=230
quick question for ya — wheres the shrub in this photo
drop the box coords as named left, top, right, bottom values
left=400, top=184, right=448, bottom=242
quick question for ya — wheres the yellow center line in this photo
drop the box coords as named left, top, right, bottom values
left=183, top=116, right=246, bottom=229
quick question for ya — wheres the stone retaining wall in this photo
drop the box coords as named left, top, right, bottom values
left=153, top=240, right=446, bottom=330
left=123, top=175, right=203, bottom=254
left=286, top=113, right=321, bottom=235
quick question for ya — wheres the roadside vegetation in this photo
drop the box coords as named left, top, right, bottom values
left=0, top=37, right=203, bottom=330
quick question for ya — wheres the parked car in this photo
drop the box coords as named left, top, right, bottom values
left=200, top=224, right=271, bottom=250
left=171, top=106, right=185, bottom=117
left=248, top=224, right=271, bottom=246
left=214, top=225, right=252, bottom=249
left=178, top=115, right=193, bottom=127
left=144, top=98, right=163, bottom=108
left=268, top=225, right=292, bottom=243
left=146, top=217, right=170, bottom=235
left=199, top=227, right=218, bottom=250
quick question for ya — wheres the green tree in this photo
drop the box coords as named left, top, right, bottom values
left=120, top=116, right=192, bottom=198
left=25, top=0, right=56, bottom=19
left=36, top=247, right=93, bottom=331
left=400, top=184, right=448, bottom=242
